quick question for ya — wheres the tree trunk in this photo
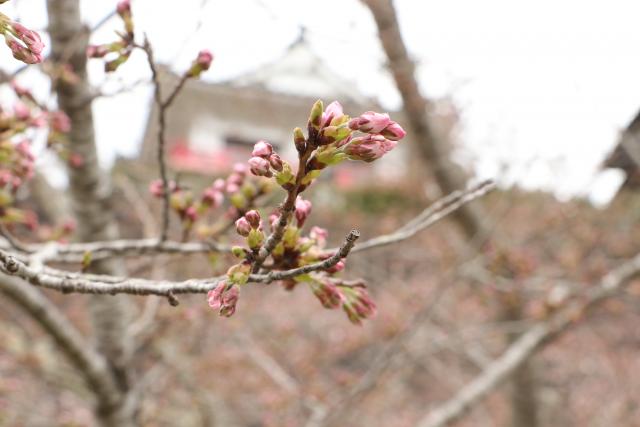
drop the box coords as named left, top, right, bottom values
left=361, top=1, right=539, bottom=425
left=46, top=1, right=136, bottom=425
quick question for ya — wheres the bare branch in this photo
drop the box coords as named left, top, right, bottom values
left=0, top=275, right=122, bottom=410
left=344, top=180, right=494, bottom=254
left=0, top=230, right=360, bottom=297
left=416, top=252, right=640, bottom=427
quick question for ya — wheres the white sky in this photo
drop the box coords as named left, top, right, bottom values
left=2, top=0, right=639, bottom=205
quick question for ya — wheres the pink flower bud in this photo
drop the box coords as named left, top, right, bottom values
left=219, top=285, right=239, bottom=317
left=269, top=153, right=283, bottom=171
left=116, top=0, right=131, bottom=16
left=235, top=217, right=251, bottom=237
left=11, top=23, right=44, bottom=55
left=233, top=163, right=248, bottom=175
left=380, top=121, right=406, bottom=141
left=248, top=156, right=271, bottom=177
left=149, top=180, right=164, bottom=197
left=68, top=153, right=84, bottom=168
left=326, top=259, right=345, bottom=274
left=86, top=44, right=109, bottom=58
left=348, top=111, right=391, bottom=133
left=311, top=280, right=343, bottom=309
left=321, top=101, right=344, bottom=128
left=310, top=226, right=328, bottom=245
left=212, top=178, right=225, bottom=192
left=244, top=210, right=261, bottom=229
left=252, top=140, right=273, bottom=158
left=188, top=49, right=213, bottom=77
left=196, top=49, right=213, bottom=69
left=344, top=134, right=396, bottom=162
left=202, top=187, right=223, bottom=207
left=184, top=205, right=198, bottom=222
left=49, top=111, right=71, bottom=133
left=13, top=102, right=30, bottom=121
left=207, top=281, right=227, bottom=310
left=294, top=196, right=312, bottom=227
left=5, top=38, right=43, bottom=64
left=11, top=80, right=30, bottom=98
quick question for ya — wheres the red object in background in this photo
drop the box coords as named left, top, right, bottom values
left=168, top=139, right=248, bottom=175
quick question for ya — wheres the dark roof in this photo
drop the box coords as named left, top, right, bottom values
left=604, top=109, right=640, bottom=188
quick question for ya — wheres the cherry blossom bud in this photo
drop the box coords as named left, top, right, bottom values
left=293, top=127, right=306, bottom=152
left=248, top=156, right=271, bottom=177
left=13, top=102, right=29, bottom=121
left=294, top=196, right=312, bottom=227
left=184, top=205, right=198, bottom=222
left=344, top=134, right=397, bottom=163
left=68, top=153, right=84, bottom=168
left=231, top=246, right=246, bottom=259
left=321, top=101, right=344, bottom=128
left=247, top=228, right=265, bottom=250
left=4, top=37, right=42, bottom=64
left=202, top=187, right=223, bottom=207
left=326, top=259, right=345, bottom=274
left=188, top=49, right=213, bottom=78
left=244, top=210, right=261, bottom=229
left=219, top=285, right=239, bottom=317
left=268, top=213, right=279, bottom=231
left=11, top=22, right=44, bottom=56
left=252, top=140, right=273, bottom=158
left=310, top=226, right=328, bottom=245
left=235, top=217, right=251, bottom=237
left=207, top=281, right=227, bottom=310
left=269, top=153, right=283, bottom=171
left=311, top=280, right=343, bottom=309
left=49, top=111, right=71, bottom=133
left=380, top=121, right=407, bottom=141
left=116, top=0, right=131, bottom=16
left=308, top=99, right=323, bottom=130
left=86, top=44, right=109, bottom=58
left=348, top=111, right=391, bottom=133
left=11, top=80, right=31, bottom=98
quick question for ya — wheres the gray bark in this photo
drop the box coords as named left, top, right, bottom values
left=46, top=1, right=136, bottom=425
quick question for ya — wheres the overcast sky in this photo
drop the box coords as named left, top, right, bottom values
left=2, top=0, right=640, bottom=205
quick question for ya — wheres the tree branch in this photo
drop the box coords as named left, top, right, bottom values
left=416, top=252, right=640, bottom=427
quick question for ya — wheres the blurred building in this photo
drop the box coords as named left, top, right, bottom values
left=604, top=109, right=640, bottom=188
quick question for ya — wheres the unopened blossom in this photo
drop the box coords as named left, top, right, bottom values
left=49, top=111, right=71, bottom=133
left=244, top=210, right=261, bottom=229
left=219, top=285, right=239, bottom=317
left=4, top=37, right=42, bottom=64
left=311, top=280, right=343, bottom=309
left=269, top=153, right=283, bottom=171
left=116, top=0, right=131, bottom=16
left=310, top=226, right=328, bottom=245
left=252, top=140, right=273, bottom=158
left=183, top=205, right=198, bottom=222
left=348, top=111, right=391, bottom=134
left=11, top=23, right=44, bottom=56
left=235, top=217, right=251, bottom=237
left=321, top=101, right=344, bottom=128
left=294, top=196, right=312, bottom=226
left=207, top=282, right=223, bottom=308
left=248, top=156, right=271, bottom=177
left=188, top=49, right=213, bottom=78
left=86, top=44, right=109, bottom=58
left=326, top=259, right=345, bottom=274
left=149, top=179, right=176, bottom=198
left=202, top=187, right=223, bottom=208
left=344, top=134, right=397, bottom=163
left=380, top=121, right=406, bottom=141
left=13, top=102, right=29, bottom=121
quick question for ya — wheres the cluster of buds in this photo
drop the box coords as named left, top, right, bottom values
left=0, top=10, right=44, bottom=64
left=7, top=81, right=75, bottom=167
left=207, top=280, right=240, bottom=317
left=86, top=0, right=135, bottom=72
left=235, top=210, right=264, bottom=250
left=309, top=279, right=376, bottom=325
left=248, top=140, right=285, bottom=178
